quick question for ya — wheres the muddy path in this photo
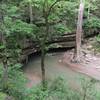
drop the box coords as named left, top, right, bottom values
left=62, top=51, right=100, bottom=81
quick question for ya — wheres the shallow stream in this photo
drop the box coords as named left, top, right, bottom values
left=23, top=52, right=86, bottom=88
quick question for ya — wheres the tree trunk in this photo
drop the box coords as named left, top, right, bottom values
left=29, top=1, right=33, bottom=24
left=40, top=13, right=49, bottom=88
left=0, top=61, right=8, bottom=90
left=1, top=36, right=8, bottom=89
left=3, top=61, right=8, bottom=83
left=41, top=44, right=46, bottom=88
left=88, top=3, right=90, bottom=20
left=73, top=0, right=84, bottom=62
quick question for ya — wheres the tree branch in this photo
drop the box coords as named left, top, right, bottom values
left=47, top=0, right=60, bottom=16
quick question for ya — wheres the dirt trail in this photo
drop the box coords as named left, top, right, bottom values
left=62, top=49, right=100, bottom=81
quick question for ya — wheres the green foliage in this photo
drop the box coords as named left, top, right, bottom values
left=3, top=16, right=36, bottom=37
left=0, top=92, right=7, bottom=100
left=84, top=17, right=100, bottom=29
left=25, top=86, right=49, bottom=100
left=48, top=77, right=80, bottom=100
left=0, top=0, right=100, bottom=99
left=83, top=0, right=100, bottom=36
left=54, top=23, right=71, bottom=35
left=80, top=77, right=97, bottom=100
left=24, top=77, right=81, bottom=100
left=92, top=35, right=100, bottom=52
left=84, top=17, right=100, bottom=36
left=0, top=63, right=27, bottom=100
left=96, top=34, right=100, bottom=43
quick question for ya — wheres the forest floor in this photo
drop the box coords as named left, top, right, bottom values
left=62, top=38, right=100, bottom=80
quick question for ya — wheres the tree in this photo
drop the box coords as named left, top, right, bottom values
left=22, top=0, right=67, bottom=88
left=0, top=0, right=34, bottom=93
left=0, top=3, right=9, bottom=89
left=73, top=0, right=84, bottom=63
left=39, top=0, right=62, bottom=88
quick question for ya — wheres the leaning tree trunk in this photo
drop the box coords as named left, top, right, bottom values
left=73, top=0, right=84, bottom=62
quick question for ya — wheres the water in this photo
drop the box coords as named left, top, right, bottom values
left=23, top=52, right=85, bottom=88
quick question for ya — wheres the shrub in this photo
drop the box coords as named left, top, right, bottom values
left=0, top=63, right=27, bottom=100
left=24, top=77, right=81, bottom=100
left=0, top=92, right=7, bottom=100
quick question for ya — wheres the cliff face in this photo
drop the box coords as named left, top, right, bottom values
left=20, top=33, right=75, bottom=62
left=20, top=32, right=99, bottom=63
